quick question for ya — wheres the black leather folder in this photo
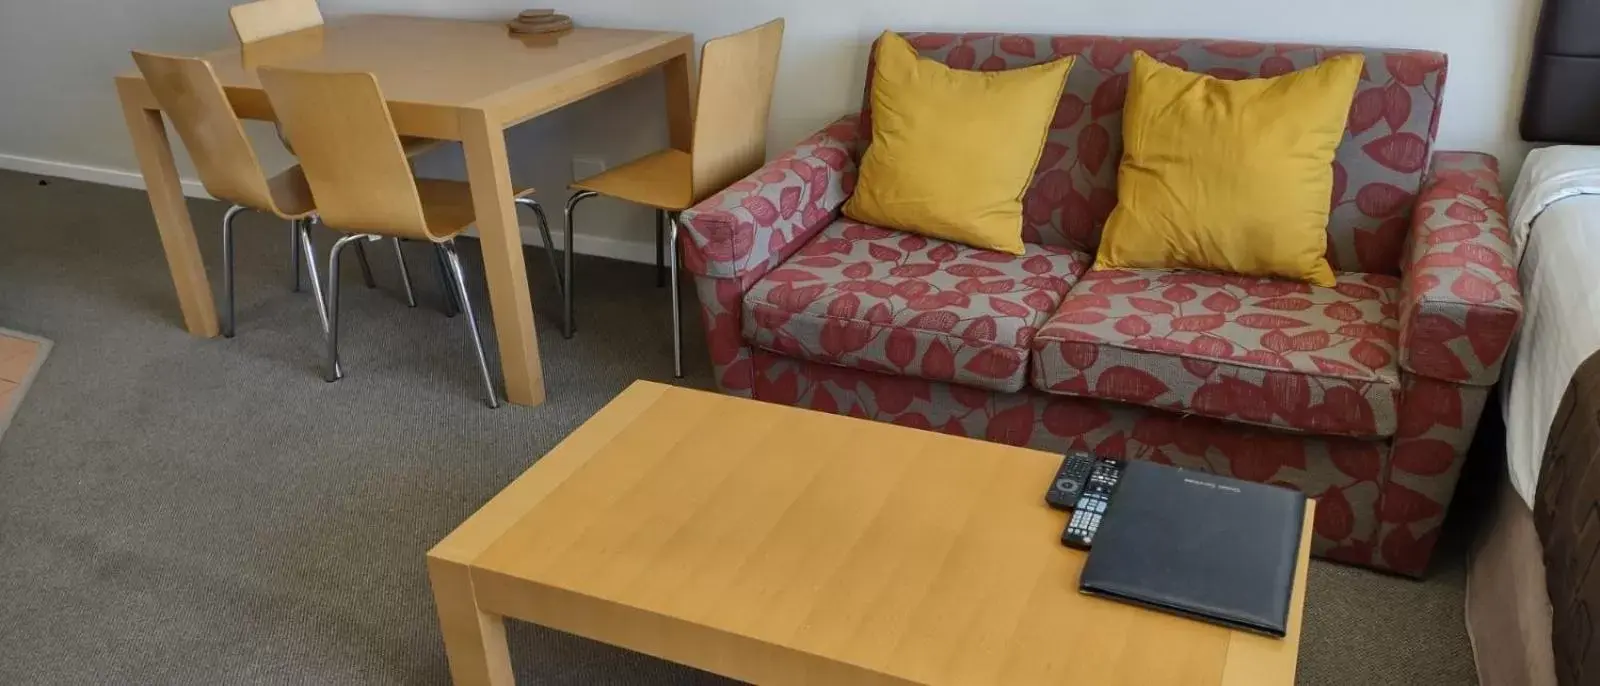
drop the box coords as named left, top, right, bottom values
left=1077, top=460, right=1305, bottom=637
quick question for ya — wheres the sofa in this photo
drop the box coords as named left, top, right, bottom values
left=676, top=33, right=1523, bottom=577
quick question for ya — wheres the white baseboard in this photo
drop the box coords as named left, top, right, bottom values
left=0, top=152, right=658, bottom=265
left=533, top=227, right=658, bottom=266
left=467, top=224, right=656, bottom=265
left=0, top=152, right=210, bottom=198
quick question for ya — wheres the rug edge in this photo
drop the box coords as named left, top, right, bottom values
left=0, top=327, right=53, bottom=442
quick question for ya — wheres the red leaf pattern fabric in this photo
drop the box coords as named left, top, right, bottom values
left=692, top=275, right=757, bottom=396
left=743, top=219, right=1092, bottom=393
left=1362, top=133, right=1428, bottom=173
left=1397, top=152, right=1523, bottom=385
left=1349, top=87, right=1385, bottom=134
left=679, top=114, right=862, bottom=282
left=1032, top=269, right=1402, bottom=437
left=1375, top=375, right=1487, bottom=574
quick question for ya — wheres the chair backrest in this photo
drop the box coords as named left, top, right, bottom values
left=865, top=34, right=1449, bottom=275
left=255, top=67, right=432, bottom=240
left=130, top=51, right=277, bottom=211
left=689, top=19, right=785, bottom=203
left=229, top=0, right=323, bottom=44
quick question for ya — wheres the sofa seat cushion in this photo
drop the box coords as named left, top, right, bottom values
left=744, top=218, right=1093, bottom=393
left=1030, top=268, right=1403, bottom=438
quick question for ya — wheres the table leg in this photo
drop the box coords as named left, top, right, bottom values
left=117, top=81, right=218, bottom=337
left=663, top=51, right=693, bottom=153
left=458, top=109, right=546, bottom=407
left=428, top=558, right=514, bottom=686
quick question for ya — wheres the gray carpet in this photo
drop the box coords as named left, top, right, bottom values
left=0, top=170, right=1478, bottom=684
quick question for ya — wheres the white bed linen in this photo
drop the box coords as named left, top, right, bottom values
left=1503, top=147, right=1600, bottom=507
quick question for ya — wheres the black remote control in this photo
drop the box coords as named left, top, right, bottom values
left=1062, top=459, right=1125, bottom=550
left=1045, top=451, right=1097, bottom=511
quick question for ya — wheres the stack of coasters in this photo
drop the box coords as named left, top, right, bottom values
left=506, top=9, right=574, bottom=35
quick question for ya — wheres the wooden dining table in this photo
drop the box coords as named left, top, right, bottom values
left=115, top=15, right=695, bottom=406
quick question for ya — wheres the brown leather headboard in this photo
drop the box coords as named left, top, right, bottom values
left=1521, top=0, right=1600, bottom=143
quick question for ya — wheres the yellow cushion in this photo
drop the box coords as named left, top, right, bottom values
left=843, top=32, right=1073, bottom=255
left=1094, top=51, right=1364, bottom=287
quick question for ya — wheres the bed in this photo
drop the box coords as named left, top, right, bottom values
left=1467, top=147, right=1600, bottom=686
left=1465, top=0, right=1600, bottom=679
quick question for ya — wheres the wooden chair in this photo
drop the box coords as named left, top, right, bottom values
left=229, top=0, right=448, bottom=304
left=129, top=50, right=390, bottom=339
left=256, top=66, right=563, bottom=408
left=227, top=0, right=322, bottom=43
left=229, top=0, right=443, bottom=161
left=565, top=19, right=784, bottom=377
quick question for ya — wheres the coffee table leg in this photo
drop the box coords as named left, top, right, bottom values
left=429, top=558, right=514, bottom=685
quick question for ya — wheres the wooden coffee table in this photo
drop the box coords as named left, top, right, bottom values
left=427, top=381, right=1313, bottom=685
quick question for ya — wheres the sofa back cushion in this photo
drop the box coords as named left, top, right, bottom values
left=862, top=34, right=1447, bottom=275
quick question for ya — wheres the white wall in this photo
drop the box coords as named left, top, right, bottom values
left=0, top=0, right=1544, bottom=260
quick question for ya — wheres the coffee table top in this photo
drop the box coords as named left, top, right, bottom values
left=429, top=381, right=1311, bottom=685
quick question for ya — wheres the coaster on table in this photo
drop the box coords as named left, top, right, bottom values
left=506, top=11, right=573, bottom=36
left=508, top=17, right=572, bottom=35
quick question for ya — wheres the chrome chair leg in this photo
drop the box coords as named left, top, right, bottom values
left=295, top=220, right=332, bottom=336
left=220, top=204, right=248, bottom=338
left=440, top=239, right=500, bottom=409
left=655, top=209, right=667, bottom=288
left=325, top=234, right=367, bottom=382
left=514, top=197, right=565, bottom=304
left=392, top=238, right=417, bottom=308
left=667, top=213, right=684, bottom=379
left=353, top=240, right=377, bottom=289
left=290, top=219, right=302, bottom=293
left=433, top=245, right=460, bottom=317
left=562, top=191, right=597, bottom=339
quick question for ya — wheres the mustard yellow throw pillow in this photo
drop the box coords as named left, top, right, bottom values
left=1095, top=51, right=1364, bottom=287
left=844, top=32, right=1074, bottom=255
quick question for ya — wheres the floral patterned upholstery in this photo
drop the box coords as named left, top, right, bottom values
left=749, top=351, right=1490, bottom=576
left=1032, top=269, right=1402, bottom=438
left=1398, top=152, right=1523, bottom=386
left=679, top=115, right=862, bottom=284
left=876, top=34, right=1447, bottom=274
left=675, top=33, right=1518, bottom=578
left=743, top=220, right=1093, bottom=393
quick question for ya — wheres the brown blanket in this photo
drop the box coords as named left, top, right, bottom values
left=1535, top=351, right=1600, bottom=685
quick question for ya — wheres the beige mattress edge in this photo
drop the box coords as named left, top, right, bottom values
left=1465, top=477, right=1557, bottom=686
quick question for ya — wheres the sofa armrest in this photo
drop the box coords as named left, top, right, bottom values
left=678, top=113, right=862, bottom=284
left=1397, top=151, right=1523, bottom=385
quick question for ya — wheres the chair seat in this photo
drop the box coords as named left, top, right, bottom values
left=1030, top=268, right=1403, bottom=438
left=743, top=219, right=1093, bottom=393
left=412, top=179, right=536, bottom=240
left=570, top=149, right=693, bottom=211
left=263, top=165, right=315, bottom=219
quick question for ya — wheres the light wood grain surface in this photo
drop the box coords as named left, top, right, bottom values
left=132, top=52, right=279, bottom=214
left=429, top=382, right=1312, bottom=685
left=255, top=67, right=431, bottom=238
left=570, top=19, right=784, bottom=211
left=689, top=18, right=784, bottom=201
left=117, top=15, right=694, bottom=406
left=229, top=0, right=324, bottom=44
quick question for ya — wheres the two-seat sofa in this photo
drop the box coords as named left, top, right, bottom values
left=676, top=33, right=1523, bottom=576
